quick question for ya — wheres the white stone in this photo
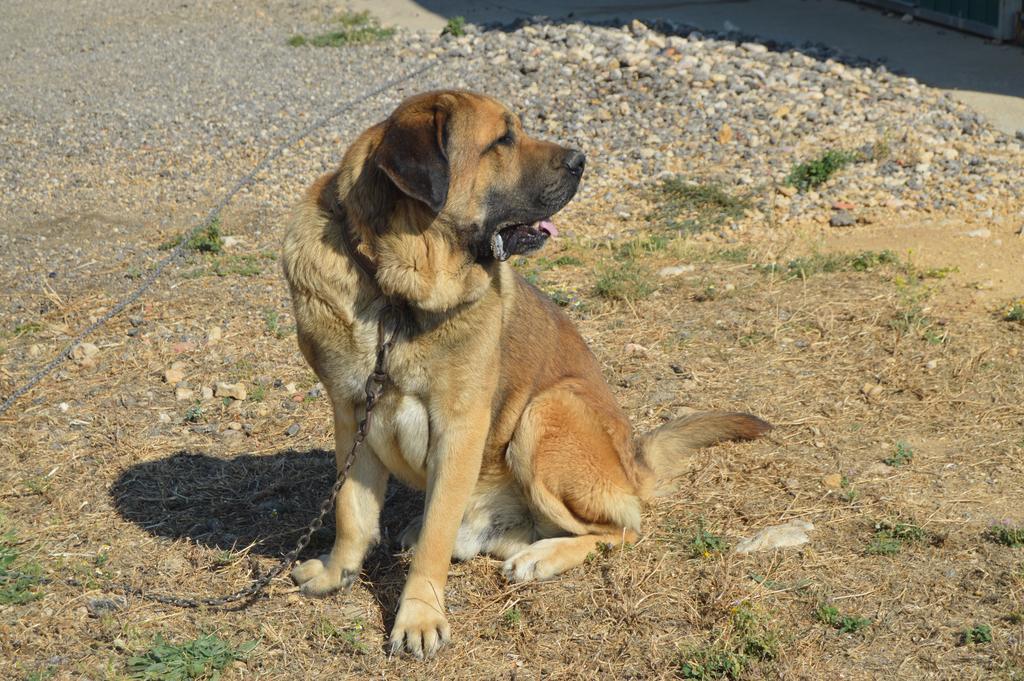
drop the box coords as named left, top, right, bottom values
left=623, top=342, right=648, bottom=357
left=735, top=519, right=814, bottom=554
left=164, top=364, right=185, bottom=384
left=71, top=342, right=99, bottom=366
left=215, top=382, right=247, bottom=401
left=658, top=264, right=696, bottom=277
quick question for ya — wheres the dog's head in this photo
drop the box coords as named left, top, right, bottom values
left=374, top=90, right=585, bottom=262
left=337, top=90, right=584, bottom=310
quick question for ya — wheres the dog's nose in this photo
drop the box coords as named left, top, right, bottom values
left=563, top=149, right=586, bottom=178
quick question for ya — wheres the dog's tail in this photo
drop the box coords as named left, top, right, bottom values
left=636, top=411, right=772, bottom=494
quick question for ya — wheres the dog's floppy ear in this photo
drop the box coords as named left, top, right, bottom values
left=374, top=103, right=449, bottom=213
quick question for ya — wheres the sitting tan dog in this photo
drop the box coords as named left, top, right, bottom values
left=281, top=90, right=770, bottom=658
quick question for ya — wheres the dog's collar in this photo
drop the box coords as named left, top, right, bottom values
left=320, top=175, right=378, bottom=281
left=337, top=210, right=378, bottom=281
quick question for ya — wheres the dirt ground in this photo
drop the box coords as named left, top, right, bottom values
left=2, top=157, right=1023, bottom=680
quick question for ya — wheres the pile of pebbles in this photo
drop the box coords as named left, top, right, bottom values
left=407, top=18, right=1023, bottom=223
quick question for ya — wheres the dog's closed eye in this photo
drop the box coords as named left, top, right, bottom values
left=485, top=131, right=515, bottom=154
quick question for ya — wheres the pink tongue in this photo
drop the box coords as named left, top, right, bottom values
left=537, top=220, right=558, bottom=238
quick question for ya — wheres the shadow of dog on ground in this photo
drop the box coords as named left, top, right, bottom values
left=109, top=448, right=422, bottom=612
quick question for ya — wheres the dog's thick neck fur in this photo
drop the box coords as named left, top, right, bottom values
left=323, top=122, right=494, bottom=314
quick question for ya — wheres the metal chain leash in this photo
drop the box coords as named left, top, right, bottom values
left=0, top=63, right=431, bottom=608
left=1, top=306, right=401, bottom=609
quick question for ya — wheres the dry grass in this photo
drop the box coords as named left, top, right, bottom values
left=2, top=184, right=1023, bottom=679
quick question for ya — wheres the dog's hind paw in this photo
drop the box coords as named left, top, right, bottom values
left=396, top=515, right=423, bottom=551
left=501, top=536, right=588, bottom=582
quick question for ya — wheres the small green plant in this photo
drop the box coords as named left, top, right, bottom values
left=649, top=178, right=752, bottom=234
left=250, top=384, right=266, bottom=403
left=835, top=615, right=871, bottom=634
left=867, top=519, right=927, bottom=555
left=884, top=441, right=913, bottom=467
left=731, top=603, right=779, bottom=661
left=22, top=475, right=53, bottom=496
left=887, top=294, right=940, bottom=341
left=866, top=138, right=891, bottom=161
left=161, top=219, right=224, bottom=254
left=815, top=604, right=839, bottom=623
left=126, top=633, right=257, bottom=680
left=13, top=321, right=43, bottom=336
left=553, top=255, right=582, bottom=266
left=184, top=405, right=204, bottom=423
left=262, top=310, right=292, bottom=338
left=546, top=287, right=582, bottom=309
left=917, top=265, right=958, bottom=280
left=985, top=523, right=1024, bottom=548
left=756, top=250, right=899, bottom=280
left=502, top=607, right=523, bottom=628
left=25, top=666, right=57, bottom=681
left=288, top=11, right=395, bottom=47
left=442, top=16, right=467, bottom=36
left=211, top=254, right=262, bottom=277
left=595, top=260, right=654, bottom=300
left=687, top=519, right=726, bottom=559
left=883, top=521, right=927, bottom=542
left=511, top=253, right=586, bottom=309
left=676, top=646, right=748, bottom=680
left=584, top=541, right=616, bottom=564
left=693, top=282, right=721, bottom=303
left=615, top=233, right=670, bottom=260
left=1003, top=300, right=1024, bottom=323
left=210, top=551, right=238, bottom=568
left=839, top=476, right=860, bottom=503
left=958, top=624, right=993, bottom=646
left=676, top=603, right=778, bottom=679
left=816, top=604, right=871, bottom=634
left=849, top=250, right=900, bottom=271
left=737, top=330, right=770, bottom=347
left=866, top=534, right=902, bottom=555
left=785, top=150, right=856, bottom=191
left=709, top=246, right=751, bottom=263
left=0, top=531, right=43, bottom=605
left=264, top=310, right=282, bottom=337
left=310, top=617, right=367, bottom=654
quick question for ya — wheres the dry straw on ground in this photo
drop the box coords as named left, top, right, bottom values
left=2, top=178, right=1023, bottom=679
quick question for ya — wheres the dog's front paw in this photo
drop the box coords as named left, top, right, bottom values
left=388, top=598, right=450, bottom=659
left=291, top=555, right=356, bottom=596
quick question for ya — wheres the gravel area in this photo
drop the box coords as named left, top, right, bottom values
left=421, top=18, right=1024, bottom=220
